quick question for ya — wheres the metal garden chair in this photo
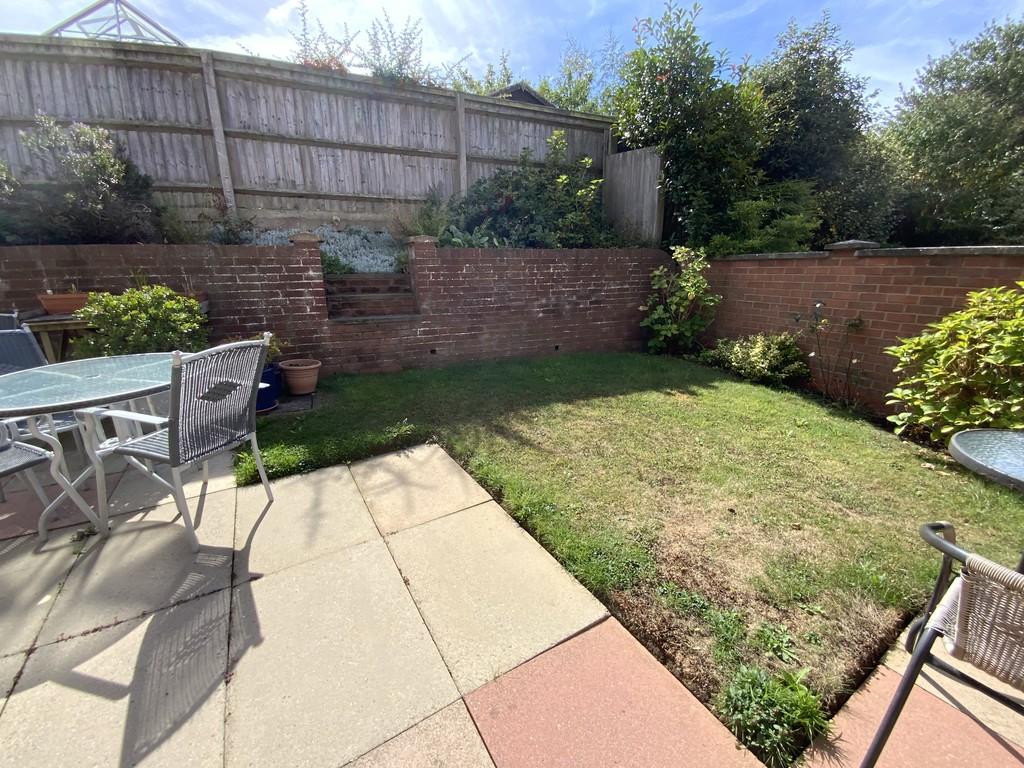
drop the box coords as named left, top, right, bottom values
left=0, top=326, right=84, bottom=478
left=860, top=522, right=1024, bottom=767
left=76, top=334, right=275, bottom=551
left=0, top=421, right=50, bottom=509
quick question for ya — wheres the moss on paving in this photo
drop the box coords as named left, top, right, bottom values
left=238, top=352, right=1023, bottom=753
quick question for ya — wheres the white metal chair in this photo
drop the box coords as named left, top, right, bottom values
left=860, top=522, right=1024, bottom=767
left=76, top=334, right=275, bottom=551
left=0, top=421, right=50, bottom=509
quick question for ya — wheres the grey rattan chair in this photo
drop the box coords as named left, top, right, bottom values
left=77, top=334, right=274, bottom=551
left=860, top=522, right=1024, bottom=767
left=0, top=311, right=18, bottom=331
left=0, top=421, right=50, bottom=508
left=0, top=325, right=84, bottom=464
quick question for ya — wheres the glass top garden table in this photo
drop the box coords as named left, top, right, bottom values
left=0, top=353, right=173, bottom=538
left=949, top=429, right=1024, bottom=572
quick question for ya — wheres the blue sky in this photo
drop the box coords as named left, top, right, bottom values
left=3, top=0, right=1023, bottom=111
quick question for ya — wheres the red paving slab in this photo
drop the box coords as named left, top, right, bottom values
left=465, top=617, right=760, bottom=768
left=803, top=666, right=1024, bottom=767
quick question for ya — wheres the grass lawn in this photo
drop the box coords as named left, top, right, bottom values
left=238, top=352, right=1022, bottom=757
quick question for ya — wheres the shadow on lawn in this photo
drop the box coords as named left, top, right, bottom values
left=241, top=352, right=730, bottom=483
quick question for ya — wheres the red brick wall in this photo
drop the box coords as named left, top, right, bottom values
left=0, top=235, right=328, bottom=360
left=706, top=244, right=1024, bottom=414
left=0, top=237, right=668, bottom=372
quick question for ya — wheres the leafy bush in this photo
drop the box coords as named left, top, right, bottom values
left=717, top=666, right=829, bottom=768
left=608, top=3, right=762, bottom=246
left=707, top=181, right=821, bottom=257
left=0, top=116, right=162, bottom=245
left=395, top=185, right=450, bottom=239
left=72, top=285, right=208, bottom=358
left=640, top=247, right=721, bottom=354
left=253, top=226, right=405, bottom=273
left=886, top=283, right=1024, bottom=441
left=699, top=333, right=810, bottom=387
left=446, top=130, right=621, bottom=249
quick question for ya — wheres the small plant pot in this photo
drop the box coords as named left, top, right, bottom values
left=37, top=292, right=89, bottom=315
left=279, top=358, right=322, bottom=395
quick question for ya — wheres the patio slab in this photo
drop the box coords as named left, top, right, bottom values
left=0, top=472, right=124, bottom=541
left=0, top=652, right=23, bottom=707
left=802, top=665, right=1024, bottom=767
left=350, top=444, right=491, bottom=534
left=105, top=453, right=236, bottom=517
left=466, top=617, right=759, bottom=767
left=0, top=589, right=229, bottom=768
left=346, top=701, right=494, bottom=768
left=36, top=489, right=236, bottom=645
left=882, top=629, right=1024, bottom=749
left=0, top=534, right=79, bottom=657
left=233, top=466, right=378, bottom=581
left=387, top=500, right=608, bottom=694
left=224, top=539, right=459, bottom=768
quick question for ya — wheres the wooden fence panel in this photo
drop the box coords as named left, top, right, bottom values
left=0, top=34, right=614, bottom=230
left=604, top=147, right=663, bottom=243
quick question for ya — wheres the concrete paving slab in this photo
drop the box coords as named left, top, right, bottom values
left=387, top=501, right=607, bottom=694
left=0, top=471, right=124, bottom=541
left=466, top=617, right=759, bottom=768
left=0, top=534, right=79, bottom=656
left=350, top=444, right=491, bottom=534
left=803, top=666, right=1024, bottom=767
left=0, top=652, right=24, bottom=707
left=0, top=589, right=229, bottom=768
left=37, top=490, right=236, bottom=645
left=234, top=466, right=378, bottom=581
left=106, top=452, right=236, bottom=516
left=346, top=701, right=495, bottom=768
left=883, top=628, right=1024, bottom=749
left=225, top=539, right=459, bottom=768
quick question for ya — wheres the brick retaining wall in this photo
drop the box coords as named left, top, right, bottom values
left=706, top=242, right=1024, bottom=414
left=0, top=236, right=668, bottom=373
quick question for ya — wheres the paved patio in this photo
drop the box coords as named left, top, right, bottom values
left=0, top=443, right=759, bottom=767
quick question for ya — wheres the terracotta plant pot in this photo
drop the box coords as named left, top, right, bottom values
left=279, top=358, right=322, bottom=395
left=37, top=292, right=89, bottom=315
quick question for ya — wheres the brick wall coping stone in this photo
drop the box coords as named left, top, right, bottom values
left=715, top=251, right=827, bottom=262
left=714, top=245, right=1024, bottom=262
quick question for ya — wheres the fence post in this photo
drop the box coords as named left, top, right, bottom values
left=200, top=51, right=236, bottom=210
left=454, top=93, right=468, bottom=196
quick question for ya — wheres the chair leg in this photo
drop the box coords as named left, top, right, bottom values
left=249, top=435, right=274, bottom=502
left=860, top=626, right=941, bottom=768
left=202, top=460, right=209, bottom=485
left=171, top=466, right=200, bottom=553
left=21, top=469, right=49, bottom=508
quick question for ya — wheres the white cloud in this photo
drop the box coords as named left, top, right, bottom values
left=849, top=37, right=948, bottom=108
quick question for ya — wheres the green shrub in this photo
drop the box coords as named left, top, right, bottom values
left=699, top=332, right=810, bottom=387
left=396, top=185, right=450, bottom=238
left=707, top=181, right=821, bottom=257
left=640, top=247, right=721, bottom=354
left=0, top=116, right=162, bottom=245
left=886, top=282, right=1024, bottom=441
left=445, top=130, right=621, bottom=248
left=717, top=666, right=830, bottom=768
left=72, top=285, right=208, bottom=358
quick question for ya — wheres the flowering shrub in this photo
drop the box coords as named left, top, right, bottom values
left=886, top=282, right=1024, bottom=441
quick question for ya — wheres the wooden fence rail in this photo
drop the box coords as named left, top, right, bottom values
left=0, top=34, right=614, bottom=230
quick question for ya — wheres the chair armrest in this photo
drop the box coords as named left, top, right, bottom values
left=76, top=408, right=169, bottom=428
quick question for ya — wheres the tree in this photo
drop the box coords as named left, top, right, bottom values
left=751, top=15, right=896, bottom=244
left=537, top=40, right=599, bottom=112
left=884, top=18, right=1024, bottom=245
left=451, top=51, right=514, bottom=95
left=354, top=10, right=468, bottom=87
left=608, top=2, right=762, bottom=246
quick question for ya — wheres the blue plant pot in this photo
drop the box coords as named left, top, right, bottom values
left=256, top=363, right=282, bottom=413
